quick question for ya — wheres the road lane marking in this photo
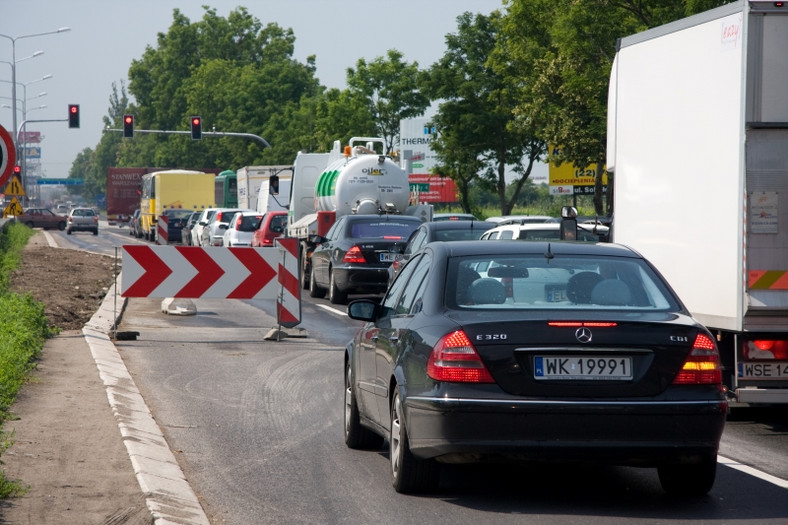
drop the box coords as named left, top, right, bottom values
left=317, top=303, right=347, bottom=316
left=718, top=455, right=788, bottom=489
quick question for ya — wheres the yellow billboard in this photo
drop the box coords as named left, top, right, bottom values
left=548, top=145, right=607, bottom=188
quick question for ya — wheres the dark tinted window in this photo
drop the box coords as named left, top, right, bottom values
left=349, top=220, right=419, bottom=240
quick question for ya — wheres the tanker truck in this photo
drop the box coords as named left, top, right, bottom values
left=285, top=137, right=432, bottom=290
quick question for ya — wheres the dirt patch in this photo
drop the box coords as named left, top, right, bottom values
left=8, top=234, right=120, bottom=331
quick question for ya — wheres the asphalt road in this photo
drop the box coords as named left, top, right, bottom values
left=60, top=222, right=788, bottom=524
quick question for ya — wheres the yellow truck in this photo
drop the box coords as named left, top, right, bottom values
left=139, top=169, right=215, bottom=242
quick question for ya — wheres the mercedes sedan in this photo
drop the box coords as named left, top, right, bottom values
left=344, top=240, right=727, bottom=495
left=309, top=214, right=422, bottom=304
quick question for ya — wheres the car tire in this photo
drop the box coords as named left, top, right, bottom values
left=66, top=229, right=72, bottom=235
left=58, top=222, right=66, bottom=231
left=390, top=390, right=440, bottom=494
left=657, top=455, right=717, bottom=496
left=309, top=265, right=326, bottom=298
left=93, top=229, right=99, bottom=236
left=344, top=360, right=383, bottom=450
left=328, top=270, right=347, bottom=305
left=24, top=221, right=34, bottom=228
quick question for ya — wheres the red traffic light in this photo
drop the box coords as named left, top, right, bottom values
left=13, top=165, right=21, bottom=174
left=190, top=116, right=202, bottom=140
left=68, top=104, right=80, bottom=128
left=123, top=114, right=134, bottom=138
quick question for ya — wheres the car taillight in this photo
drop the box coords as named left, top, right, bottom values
left=342, top=246, right=366, bottom=264
left=673, top=333, right=722, bottom=385
left=427, top=330, right=494, bottom=383
left=744, top=339, right=788, bottom=360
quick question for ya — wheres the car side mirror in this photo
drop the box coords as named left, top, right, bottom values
left=347, top=299, right=379, bottom=322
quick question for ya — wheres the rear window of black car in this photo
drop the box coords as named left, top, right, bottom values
left=350, top=220, right=419, bottom=240
left=446, top=254, right=679, bottom=311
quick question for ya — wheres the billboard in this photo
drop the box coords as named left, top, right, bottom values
left=400, top=117, right=458, bottom=203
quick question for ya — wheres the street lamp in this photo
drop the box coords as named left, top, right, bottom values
left=0, top=27, right=70, bottom=157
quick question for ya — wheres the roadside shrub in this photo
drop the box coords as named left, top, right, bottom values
left=0, top=222, right=49, bottom=498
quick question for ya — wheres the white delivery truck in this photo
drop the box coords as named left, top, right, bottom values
left=607, top=0, right=788, bottom=404
left=236, top=165, right=292, bottom=211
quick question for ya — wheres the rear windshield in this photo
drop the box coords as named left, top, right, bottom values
left=268, top=215, right=287, bottom=233
left=349, top=220, right=419, bottom=240
left=239, top=215, right=263, bottom=232
left=446, top=254, right=679, bottom=311
left=435, top=229, right=487, bottom=242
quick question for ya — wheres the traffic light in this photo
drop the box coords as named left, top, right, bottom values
left=190, top=116, right=202, bottom=140
left=123, top=114, right=134, bottom=138
left=68, top=104, right=80, bottom=128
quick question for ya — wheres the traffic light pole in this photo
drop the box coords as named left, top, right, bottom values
left=103, top=128, right=271, bottom=148
left=18, top=117, right=68, bottom=203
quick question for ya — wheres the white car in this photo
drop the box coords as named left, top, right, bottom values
left=480, top=221, right=609, bottom=242
left=192, top=208, right=220, bottom=247
left=221, top=211, right=264, bottom=247
left=200, top=208, right=255, bottom=247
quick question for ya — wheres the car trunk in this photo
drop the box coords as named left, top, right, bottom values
left=462, top=317, right=701, bottom=398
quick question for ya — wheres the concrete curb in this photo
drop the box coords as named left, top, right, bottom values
left=82, top=276, right=211, bottom=525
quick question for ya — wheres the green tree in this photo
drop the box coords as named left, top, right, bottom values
left=501, top=0, right=731, bottom=215
left=125, top=7, right=322, bottom=169
left=346, top=50, right=431, bottom=154
left=424, top=11, right=544, bottom=216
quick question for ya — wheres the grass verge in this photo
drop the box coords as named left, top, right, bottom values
left=0, top=222, right=54, bottom=498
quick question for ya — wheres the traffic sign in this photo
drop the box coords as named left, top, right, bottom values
left=121, top=245, right=280, bottom=299
left=5, top=175, right=25, bottom=197
left=0, top=124, right=16, bottom=189
left=3, top=197, right=23, bottom=217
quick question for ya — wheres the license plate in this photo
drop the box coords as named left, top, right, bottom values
left=534, top=356, right=633, bottom=380
left=738, top=361, right=788, bottom=380
left=380, top=253, right=397, bottom=262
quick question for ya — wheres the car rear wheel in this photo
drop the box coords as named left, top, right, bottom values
left=344, top=360, right=383, bottom=449
left=390, top=390, right=440, bottom=494
left=57, top=222, right=66, bottom=231
left=329, top=270, right=347, bottom=305
left=657, top=455, right=717, bottom=496
left=309, top=265, right=326, bottom=298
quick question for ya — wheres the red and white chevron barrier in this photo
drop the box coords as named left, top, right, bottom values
left=275, top=237, right=301, bottom=328
left=121, top=245, right=279, bottom=299
left=156, top=214, right=168, bottom=245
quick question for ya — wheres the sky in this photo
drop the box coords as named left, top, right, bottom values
left=1, top=0, right=507, bottom=180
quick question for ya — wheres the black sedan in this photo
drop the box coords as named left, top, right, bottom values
left=309, top=214, right=422, bottom=304
left=344, top=240, right=727, bottom=495
left=159, top=208, right=195, bottom=244
left=388, top=219, right=496, bottom=284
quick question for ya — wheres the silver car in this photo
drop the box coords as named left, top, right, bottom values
left=66, top=207, right=99, bottom=235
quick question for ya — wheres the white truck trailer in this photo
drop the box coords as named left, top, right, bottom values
left=236, top=165, right=292, bottom=211
left=607, top=0, right=788, bottom=404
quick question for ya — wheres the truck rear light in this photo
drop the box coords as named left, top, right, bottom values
left=744, top=339, right=788, bottom=360
left=427, top=330, right=494, bottom=383
left=342, top=246, right=366, bottom=264
left=673, top=333, right=722, bottom=385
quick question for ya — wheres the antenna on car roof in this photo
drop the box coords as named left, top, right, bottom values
left=544, top=243, right=554, bottom=260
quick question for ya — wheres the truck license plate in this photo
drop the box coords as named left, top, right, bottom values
left=534, top=356, right=632, bottom=380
